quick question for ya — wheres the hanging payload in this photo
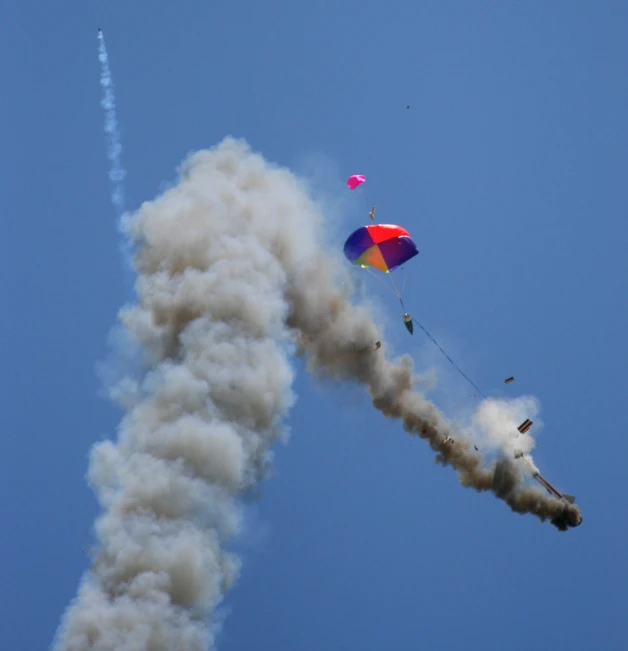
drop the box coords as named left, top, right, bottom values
left=346, top=174, right=366, bottom=190
left=403, top=313, right=413, bottom=334
left=369, top=206, right=376, bottom=220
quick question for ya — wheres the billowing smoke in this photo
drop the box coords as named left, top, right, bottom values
left=471, top=396, right=540, bottom=458
left=53, top=137, right=581, bottom=650
left=284, top=259, right=581, bottom=531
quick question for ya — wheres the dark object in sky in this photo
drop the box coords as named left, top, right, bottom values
left=534, top=472, right=577, bottom=506
left=504, top=376, right=515, bottom=384
left=406, top=105, right=410, bottom=108
left=517, top=419, right=533, bottom=434
left=514, top=451, right=579, bottom=519
left=403, top=313, right=413, bottom=334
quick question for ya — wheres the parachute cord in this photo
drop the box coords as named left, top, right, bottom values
left=400, top=268, right=408, bottom=297
left=359, top=268, right=484, bottom=397
left=361, top=268, right=406, bottom=306
left=358, top=268, right=484, bottom=398
left=364, top=268, right=400, bottom=300
left=388, top=272, right=403, bottom=302
left=411, top=317, right=487, bottom=399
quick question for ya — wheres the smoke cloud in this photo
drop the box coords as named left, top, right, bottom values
left=53, top=137, right=581, bottom=650
left=472, top=396, right=540, bottom=456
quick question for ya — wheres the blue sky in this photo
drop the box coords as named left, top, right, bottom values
left=2, top=1, right=627, bottom=649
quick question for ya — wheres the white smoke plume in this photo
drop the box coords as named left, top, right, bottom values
left=53, top=137, right=581, bottom=650
left=471, top=396, right=540, bottom=456
left=97, top=30, right=131, bottom=274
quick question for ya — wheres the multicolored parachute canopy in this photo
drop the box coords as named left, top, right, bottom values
left=343, top=224, right=419, bottom=272
left=346, top=174, right=366, bottom=190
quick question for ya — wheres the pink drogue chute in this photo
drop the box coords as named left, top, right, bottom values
left=346, top=174, right=366, bottom=190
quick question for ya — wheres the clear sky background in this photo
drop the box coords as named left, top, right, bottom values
left=2, top=2, right=627, bottom=649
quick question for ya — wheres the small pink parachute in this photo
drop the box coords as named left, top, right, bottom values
left=347, top=174, right=366, bottom=190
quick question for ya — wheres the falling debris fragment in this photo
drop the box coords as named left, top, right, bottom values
left=517, top=419, right=533, bottom=435
left=504, top=376, right=515, bottom=384
left=369, top=206, right=376, bottom=220
left=374, top=341, right=382, bottom=350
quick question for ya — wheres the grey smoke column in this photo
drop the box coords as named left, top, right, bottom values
left=53, top=137, right=581, bottom=651
left=285, top=259, right=582, bottom=530
left=52, top=138, right=307, bottom=650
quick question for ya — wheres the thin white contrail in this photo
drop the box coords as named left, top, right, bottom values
left=97, top=29, right=132, bottom=274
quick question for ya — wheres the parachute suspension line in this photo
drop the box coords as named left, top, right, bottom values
left=411, top=317, right=487, bottom=399
left=400, top=267, right=408, bottom=297
left=364, top=268, right=400, bottom=300
left=388, top=271, right=404, bottom=304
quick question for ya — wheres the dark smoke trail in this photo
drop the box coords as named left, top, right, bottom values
left=53, top=137, right=581, bottom=651
left=285, top=259, right=582, bottom=531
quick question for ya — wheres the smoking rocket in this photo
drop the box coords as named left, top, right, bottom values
left=514, top=451, right=582, bottom=526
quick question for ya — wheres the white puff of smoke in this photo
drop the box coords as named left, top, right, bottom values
left=470, top=395, right=541, bottom=458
